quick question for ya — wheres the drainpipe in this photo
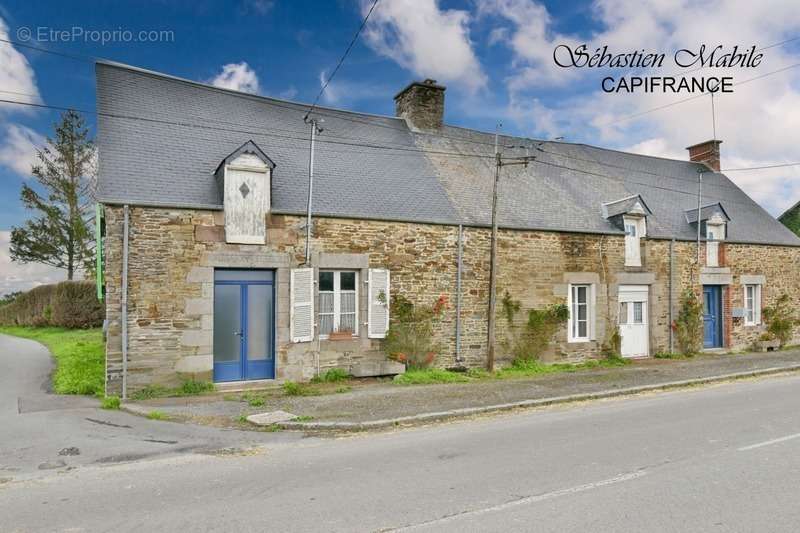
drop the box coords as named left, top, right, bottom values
left=455, top=224, right=463, bottom=364
left=121, top=205, right=130, bottom=400
left=669, top=238, right=675, bottom=353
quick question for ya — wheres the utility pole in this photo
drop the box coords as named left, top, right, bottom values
left=304, top=117, right=323, bottom=264
left=695, top=169, right=703, bottom=266
left=486, top=141, right=536, bottom=372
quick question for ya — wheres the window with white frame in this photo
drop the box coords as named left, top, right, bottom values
left=318, top=271, right=358, bottom=337
left=569, top=284, right=591, bottom=342
left=744, top=284, right=761, bottom=326
left=623, top=216, right=645, bottom=267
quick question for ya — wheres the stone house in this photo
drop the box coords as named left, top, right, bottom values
left=95, top=62, right=800, bottom=395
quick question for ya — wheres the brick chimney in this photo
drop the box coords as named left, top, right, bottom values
left=394, top=79, right=446, bottom=131
left=686, top=139, right=722, bottom=171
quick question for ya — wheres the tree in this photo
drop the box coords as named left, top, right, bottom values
left=10, top=110, right=96, bottom=280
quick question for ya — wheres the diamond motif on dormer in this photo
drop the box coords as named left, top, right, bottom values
left=239, top=182, right=250, bottom=198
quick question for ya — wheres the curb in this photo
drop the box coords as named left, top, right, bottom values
left=278, top=363, right=800, bottom=431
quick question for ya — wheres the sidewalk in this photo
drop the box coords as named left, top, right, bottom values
left=124, top=349, right=800, bottom=430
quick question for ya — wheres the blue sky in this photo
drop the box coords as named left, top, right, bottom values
left=1, top=0, right=799, bottom=293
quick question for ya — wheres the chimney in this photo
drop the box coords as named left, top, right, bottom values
left=686, top=139, right=722, bottom=171
left=394, top=79, right=446, bottom=131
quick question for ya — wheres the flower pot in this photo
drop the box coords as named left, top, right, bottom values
left=756, top=339, right=781, bottom=352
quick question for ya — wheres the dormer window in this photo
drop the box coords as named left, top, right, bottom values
left=685, top=203, right=730, bottom=268
left=214, top=140, right=275, bottom=245
left=602, top=194, right=652, bottom=268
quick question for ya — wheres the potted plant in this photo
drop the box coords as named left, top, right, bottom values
left=328, top=328, right=354, bottom=341
left=755, top=332, right=781, bottom=352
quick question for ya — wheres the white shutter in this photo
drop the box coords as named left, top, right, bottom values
left=589, top=284, right=597, bottom=340
left=368, top=268, right=390, bottom=339
left=755, top=285, right=762, bottom=325
left=290, top=268, right=314, bottom=342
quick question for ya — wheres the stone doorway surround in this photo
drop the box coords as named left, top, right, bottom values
left=175, top=251, right=291, bottom=379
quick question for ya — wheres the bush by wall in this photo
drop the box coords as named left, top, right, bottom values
left=0, top=281, right=104, bottom=328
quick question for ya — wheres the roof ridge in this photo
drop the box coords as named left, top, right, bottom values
left=96, top=60, right=406, bottom=123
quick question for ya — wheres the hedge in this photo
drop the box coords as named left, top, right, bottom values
left=0, top=281, right=104, bottom=328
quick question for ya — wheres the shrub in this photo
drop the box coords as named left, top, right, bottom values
left=101, top=396, right=121, bottom=410
left=384, top=294, right=446, bottom=369
left=674, top=289, right=703, bottom=355
left=178, top=380, right=215, bottom=395
left=762, top=294, right=797, bottom=347
left=600, top=327, right=623, bottom=361
left=311, top=368, right=350, bottom=383
left=500, top=291, right=568, bottom=364
left=0, top=281, right=103, bottom=328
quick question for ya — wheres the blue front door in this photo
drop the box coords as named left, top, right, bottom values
left=703, top=285, right=722, bottom=348
left=213, top=270, right=275, bottom=382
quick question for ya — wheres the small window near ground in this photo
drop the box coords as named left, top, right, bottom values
left=319, top=270, right=359, bottom=337
left=744, top=284, right=761, bottom=326
left=569, top=284, right=590, bottom=342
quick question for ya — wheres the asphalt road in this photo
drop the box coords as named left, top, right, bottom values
left=0, top=334, right=301, bottom=481
left=1, top=331, right=799, bottom=532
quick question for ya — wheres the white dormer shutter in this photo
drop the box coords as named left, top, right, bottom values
left=368, top=268, right=390, bottom=339
left=290, top=268, right=314, bottom=342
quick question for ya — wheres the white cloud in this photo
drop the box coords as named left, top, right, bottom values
left=318, top=70, right=392, bottom=106
left=0, top=123, right=43, bottom=176
left=361, top=0, right=487, bottom=93
left=0, top=230, right=66, bottom=296
left=208, top=62, right=261, bottom=94
left=239, top=0, right=274, bottom=15
left=479, top=0, right=800, bottom=215
left=0, top=16, right=42, bottom=112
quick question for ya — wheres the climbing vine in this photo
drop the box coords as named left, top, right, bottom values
left=384, top=294, right=447, bottom=369
left=673, top=289, right=703, bottom=355
left=762, top=294, right=797, bottom=347
left=501, top=291, right=568, bottom=363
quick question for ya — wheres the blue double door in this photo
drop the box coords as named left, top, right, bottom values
left=213, top=270, right=275, bottom=382
left=703, top=285, right=723, bottom=349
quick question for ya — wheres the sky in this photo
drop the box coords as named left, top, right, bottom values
left=0, top=0, right=799, bottom=294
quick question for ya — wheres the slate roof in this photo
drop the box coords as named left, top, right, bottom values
left=96, top=61, right=800, bottom=247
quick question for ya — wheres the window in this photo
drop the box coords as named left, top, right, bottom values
left=569, top=284, right=591, bottom=342
left=623, top=216, right=644, bottom=267
left=744, top=284, right=761, bottom=326
left=633, top=301, right=644, bottom=324
left=619, top=302, right=628, bottom=324
left=319, top=271, right=358, bottom=337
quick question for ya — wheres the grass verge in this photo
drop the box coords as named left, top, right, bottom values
left=130, top=380, right=215, bottom=400
left=394, top=357, right=632, bottom=385
left=0, top=326, right=104, bottom=395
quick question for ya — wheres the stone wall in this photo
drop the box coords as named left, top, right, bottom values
left=104, top=205, right=800, bottom=394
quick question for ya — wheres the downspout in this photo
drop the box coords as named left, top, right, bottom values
left=121, top=205, right=129, bottom=400
left=455, top=224, right=463, bottom=364
left=669, top=238, right=675, bottom=353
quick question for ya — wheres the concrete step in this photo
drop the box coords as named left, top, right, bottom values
left=350, top=360, right=406, bottom=378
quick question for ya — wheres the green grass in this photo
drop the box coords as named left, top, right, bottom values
left=100, top=395, right=121, bottom=410
left=394, top=368, right=471, bottom=385
left=282, top=381, right=322, bottom=396
left=310, top=368, right=350, bottom=383
left=243, top=392, right=265, bottom=407
left=146, top=410, right=167, bottom=420
left=292, top=415, right=314, bottom=422
left=394, top=357, right=632, bottom=385
left=130, top=380, right=215, bottom=401
left=0, top=326, right=104, bottom=395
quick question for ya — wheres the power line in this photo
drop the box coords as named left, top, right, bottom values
left=0, top=95, right=785, bottom=209
left=722, top=162, right=800, bottom=171
left=599, top=61, right=800, bottom=127
left=0, top=37, right=103, bottom=63
left=305, top=0, right=380, bottom=120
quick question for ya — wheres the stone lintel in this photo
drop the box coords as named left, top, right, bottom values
left=740, top=274, right=766, bottom=285
left=562, top=272, right=601, bottom=284
left=615, top=272, right=656, bottom=285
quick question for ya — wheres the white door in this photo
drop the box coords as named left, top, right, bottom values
left=618, top=285, right=649, bottom=358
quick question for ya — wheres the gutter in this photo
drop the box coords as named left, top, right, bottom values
left=121, top=205, right=129, bottom=400
left=455, top=224, right=463, bottom=363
